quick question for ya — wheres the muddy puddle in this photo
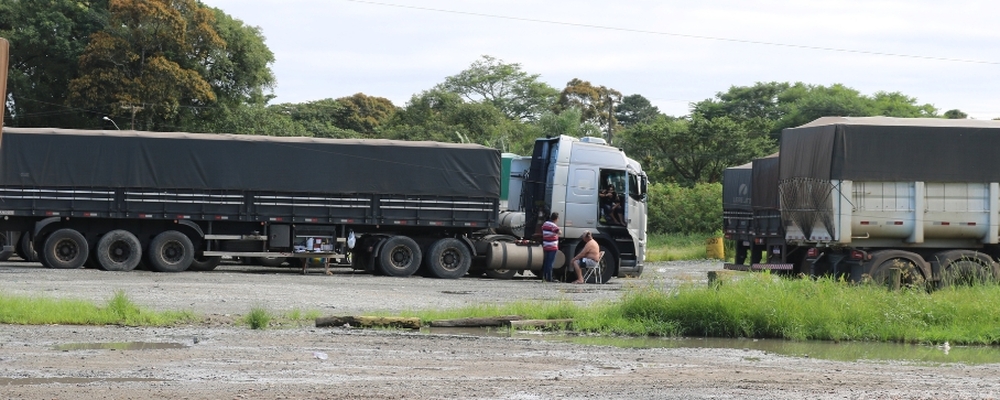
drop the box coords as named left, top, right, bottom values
left=424, top=327, right=1000, bottom=365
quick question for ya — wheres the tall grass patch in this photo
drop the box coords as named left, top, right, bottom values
left=647, top=232, right=718, bottom=262
left=600, top=274, right=1000, bottom=344
left=0, top=290, right=194, bottom=326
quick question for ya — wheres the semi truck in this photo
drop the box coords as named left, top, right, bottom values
left=0, top=127, right=647, bottom=281
left=722, top=153, right=794, bottom=271
left=727, top=116, right=1000, bottom=287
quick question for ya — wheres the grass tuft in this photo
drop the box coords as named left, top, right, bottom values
left=244, top=306, right=272, bottom=330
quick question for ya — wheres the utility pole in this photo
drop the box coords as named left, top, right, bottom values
left=120, top=104, right=143, bottom=130
left=606, top=93, right=615, bottom=145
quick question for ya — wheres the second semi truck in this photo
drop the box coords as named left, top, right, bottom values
left=726, top=116, right=1000, bottom=287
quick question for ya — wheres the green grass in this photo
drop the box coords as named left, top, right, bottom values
left=647, top=232, right=730, bottom=262
left=244, top=306, right=273, bottom=330
left=613, top=273, right=1000, bottom=345
left=0, top=290, right=195, bottom=326
left=400, top=272, right=1000, bottom=345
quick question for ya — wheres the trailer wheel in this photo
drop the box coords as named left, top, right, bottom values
left=42, top=228, right=89, bottom=269
left=425, top=238, right=471, bottom=279
left=188, top=255, right=222, bottom=271
left=96, top=230, right=142, bottom=272
left=935, top=250, right=998, bottom=287
left=377, top=236, right=421, bottom=277
left=17, top=231, right=38, bottom=262
left=484, top=268, right=518, bottom=279
left=866, top=250, right=927, bottom=288
left=255, top=257, right=287, bottom=267
left=148, top=230, right=194, bottom=273
left=734, top=241, right=748, bottom=265
left=0, top=232, right=11, bottom=262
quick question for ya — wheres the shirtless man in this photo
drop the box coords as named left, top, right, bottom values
left=570, top=231, right=600, bottom=284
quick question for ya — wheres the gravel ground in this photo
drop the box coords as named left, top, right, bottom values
left=2, top=260, right=1000, bottom=399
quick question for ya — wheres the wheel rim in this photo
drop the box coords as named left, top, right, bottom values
left=389, top=245, right=411, bottom=270
left=439, top=249, right=460, bottom=272
left=109, top=240, right=131, bottom=263
left=55, top=238, right=79, bottom=262
left=162, top=241, right=185, bottom=264
left=872, top=258, right=924, bottom=286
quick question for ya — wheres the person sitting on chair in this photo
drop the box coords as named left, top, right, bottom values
left=570, top=231, right=600, bottom=284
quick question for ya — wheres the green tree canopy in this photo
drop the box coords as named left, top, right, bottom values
left=944, top=109, right=968, bottom=119
left=0, top=0, right=108, bottom=127
left=615, top=94, right=661, bottom=129
left=438, top=55, right=558, bottom=122
left=331, top=93, right=397, bottom=135
left=67, top=0, right=224, bottom=130
left=554, top=78, right=622, bottom=143
left=619, top=115, right=775, bottom=185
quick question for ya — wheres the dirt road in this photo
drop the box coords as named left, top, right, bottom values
left=2, top=260, right=999, bottom=399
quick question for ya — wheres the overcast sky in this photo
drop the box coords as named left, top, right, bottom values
left=202, top=0, right=1000, bottom=120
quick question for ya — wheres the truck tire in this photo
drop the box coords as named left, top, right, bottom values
left=484, top=268, right=518, bottom=279
left=734, top=241, right=748, bottom=265
left=41, top=228, right=89, bottom=269
left=934, top=250, right=998, bottom=287
left=377, top=236, right=421, bottom=277
left=866, top=250, right=927, bottom=288
left=424, top=238, right=472, bottom=279
left=189, top=255, right=222, bottom=271
left=96, top=230, right=142, bottom=272
left=255, top=257, right=287, bottom=267
left=148, top=230, right=194, bottom=273
left=17, top=231, right=38, bottom=262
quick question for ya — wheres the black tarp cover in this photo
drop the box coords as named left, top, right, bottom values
left=751, top=153, right=780, bottom=210
left=0, top=128, right=501, bottom=198
left=722, top=161, right=753, bottom=211
left=780, top=117, right=1000, bottom=182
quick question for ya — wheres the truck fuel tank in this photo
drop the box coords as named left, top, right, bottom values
left=485, top=240, right=565, bottom=272
left=497, top=211, right=526, bottom=238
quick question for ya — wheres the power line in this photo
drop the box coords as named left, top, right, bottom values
left=339, top=0, right=1000, bottom=66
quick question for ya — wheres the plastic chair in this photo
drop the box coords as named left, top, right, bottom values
left=582, top=251, right=605, bottom=284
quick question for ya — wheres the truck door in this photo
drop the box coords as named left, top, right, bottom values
left=625, top=170, right=648, bottom=260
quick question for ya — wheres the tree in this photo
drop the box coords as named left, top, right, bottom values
left=619, top=115, right=775, bottom=185
left=615, top=94, right=661, bottom=128
left=205, top=104, right=307, bottom=136
left=537, top=108, right=601, bottom=138
left=775, top=83, right=874, bottom=132
left=271, top=99, right=357, bottom=138
left=67, top=0, right=225, bottom=130
left=385, top=89, right=536, bottom=153
left=331, top=93, right=397, bottom=135
left=0, top=0, right=108, bottom=128
left=438, top=55, right=558, bottom=122
left=943, top=109, right=968, bottom=119
left=554, top=79, right=622, bottom=143
left=869, top=91, right=936, bottom=118
left=177, top=7, right=276, bottom=133
left=691, top=82, right=790, bottom=123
